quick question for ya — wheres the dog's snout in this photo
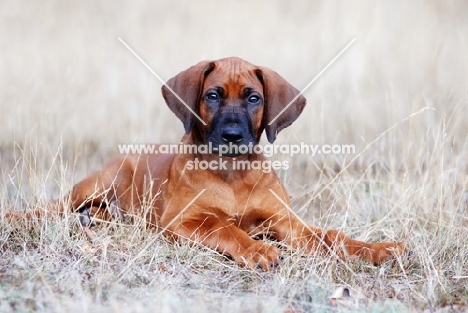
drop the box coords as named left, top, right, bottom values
left=221, top=127, right=243, bottom=143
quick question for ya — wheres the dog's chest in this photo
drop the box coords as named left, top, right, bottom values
left=203, top=176, right=270, bottom=216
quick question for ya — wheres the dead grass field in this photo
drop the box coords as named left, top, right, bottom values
left=1, top=1, right=467, bottom=312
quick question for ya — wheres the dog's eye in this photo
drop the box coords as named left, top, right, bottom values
left=206, top=92, right=220, bottom=102
left=247, top=95, right=261, bottom=104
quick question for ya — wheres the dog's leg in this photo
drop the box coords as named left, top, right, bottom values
left=160, top=209, right=283, bottom=270
left=241, top=209, right=406, bottom=265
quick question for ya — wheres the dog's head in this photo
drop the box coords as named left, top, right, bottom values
left=162, top=57, right=306, bottom=156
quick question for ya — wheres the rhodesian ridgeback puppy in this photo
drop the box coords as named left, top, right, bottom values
left=6, top=57, right=406, bottom=270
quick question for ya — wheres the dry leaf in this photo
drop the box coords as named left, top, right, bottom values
left=155, top=263, right=168, bottom=272
left=330, top=286, right=353, bottom=307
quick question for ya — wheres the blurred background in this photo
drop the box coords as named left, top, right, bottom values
left=0, top=0, right=467, bottom=195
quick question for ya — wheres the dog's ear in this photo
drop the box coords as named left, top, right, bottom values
left=162, top=61, right=215, bottom=134
left=255, top=67, right=306, bottom=143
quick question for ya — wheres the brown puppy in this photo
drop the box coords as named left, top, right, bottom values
left=7, top=57, right=406, bottom=270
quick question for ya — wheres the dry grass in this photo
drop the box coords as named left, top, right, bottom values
left=1, top=0, right=467, bottom=312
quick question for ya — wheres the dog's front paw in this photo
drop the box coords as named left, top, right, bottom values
left=369, top=242, right=407, bottom=265
left=236, top=241, right=283, bottom=271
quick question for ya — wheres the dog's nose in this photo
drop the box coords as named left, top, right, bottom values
left=221, top=127, right=243, bottom=143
